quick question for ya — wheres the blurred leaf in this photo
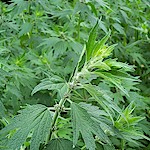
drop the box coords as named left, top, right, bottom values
left=54, top=41, right=68, bottom=57
left=113, top=23, right=125, bottom=35
left=18, top=22, right=32, bottom=37
left=0, top=101, right=6, bottom=118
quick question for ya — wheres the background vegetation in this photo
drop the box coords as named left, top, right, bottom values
left=0, top=0, right=150, bottom=150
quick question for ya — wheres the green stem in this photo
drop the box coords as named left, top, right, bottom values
left=46, top=47, right=83, bottom=143
left=47, top=86, right=73, bottom=142
left=81, top=145, right=86, bottom=150
left=48, top=98, right=65, bottom=141
left=121, top=139, right=125, bottom=150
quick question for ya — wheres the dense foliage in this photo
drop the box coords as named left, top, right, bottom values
left=0, top=0, right=150, bottom=150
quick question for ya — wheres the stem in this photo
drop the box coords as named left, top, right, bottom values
left=48, top=107, right=71, bottom=111
left=47, top=86, right=73, bottom=142
left=48, top=98, right=65, bottom=141
left=46, top=46, right=83, bottom=142
left=121, top=139, right=125, bottom=150
left=81, top=145, right=86, bottom=150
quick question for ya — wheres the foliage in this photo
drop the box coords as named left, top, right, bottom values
left=0, top=0, right=150, bottom=150
left=0, top=105, right=52, bottom=150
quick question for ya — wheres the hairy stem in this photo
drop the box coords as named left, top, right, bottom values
left=47, top=85, right=73, bottom=142
left=48, top=98, right=64, bottom=140
left=46, top=54, right=82, bottom=143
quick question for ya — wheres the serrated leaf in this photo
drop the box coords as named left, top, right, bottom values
left=103, top=144, right=116, bottom=150
left=121, top=129, right=150, bottom=144
left=79, top=102, right=117, bottom=134
left=54, top=41, right=68, bottom=57
left=120, top=10, right=129, bottom=23
left=56, top=118, right=72, bottom=140
left=82, top=84, right=124, bottom=123
left=71, top=102, right=111, bottom=150
left=32, top=75, right=68, bottom=98
left=0, top=104, right=52, bottom=150
left=44, top=138, right=80, bottom=150
left=70, top=41, right=83, bottom=55
left=93, top=44, right=117, bottom=59
left=94, top=71, right=129, bottom=96
left=104, top=59, right=135, bottom=72
left=88, top=60, right=111, bottom=71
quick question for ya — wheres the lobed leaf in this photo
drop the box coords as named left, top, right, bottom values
left=0, top=104, right=52, bottom=150
left=31, top=74, right=68, bottom=98
left=71, top=102, right=111, bottom=150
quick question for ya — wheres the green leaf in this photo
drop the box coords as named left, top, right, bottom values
left=94, top=72, right=129, bottom=96
left=56, top=118, right=72, bottom=140
left=86, top=22, right=98, bottom=61
left=38, top=37, right=60, bottom=49
left=0, top=104, right=52, bottom=150
left=92, top=44, right=117, bottom=59
left=79, top=102, right=118, bottom=136
left=104, top=59, right=135, bottom=72
left=71, top=102, right=110, bottom=150
left=87, top=2, right=98, bottom=17
left=121, top=129, right=150, bottom=144
left=18, top=22, right=32, bottom=37
left=120, top=10, right=129, bottom=23
left=32, top=74, right=68, bottom=98
left=103, top=144, right=116, bottom=150
left=112, top=23, right=125, bottom=35
left=88, top=60, right=111, bottom=71
left=82, top=84, right=123, bottom=123
left=11, top=0, right=28, bottom=14
left=54, top=41, right=68, bottom=57
left=114, top=103, right=150, bottom=143
left=0, top=101, right=6, bottom=118
left=44, top=138, right=80, bottom=150
left=92, top=31, right=111, bottom=56
left=98, top=20, right=108, bottom=33
left=96, top=0, right=109, bottom=8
